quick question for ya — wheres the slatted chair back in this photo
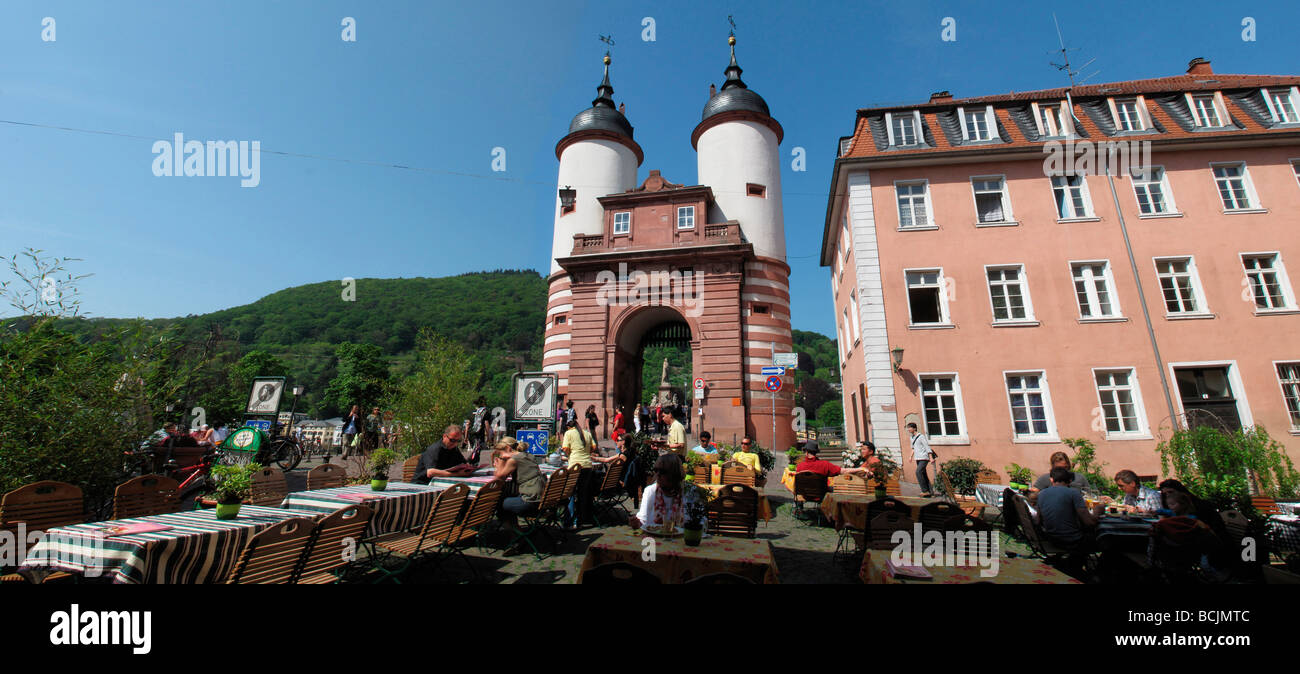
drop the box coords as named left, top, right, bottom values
left=692, top=465, right=710, bottom=483
left=723, top=464, right=757, bottom=487
left=792, top=471, right=827, bottom=503
left=708, top=484, right=759, bottom=538
left=683, top=572, right=756, bottom=584
left=835, top=472, right=869, bottom=496
left=868, top=477, right=902, bottom=496
left=415, top=483, right=470, bottom=550
left=581, top=561, right=661, bottom=584
left=225, top=517, right=317, bottom=584
left=1250, top=496, right=1282, bottom=516
left=867, top=511, right=914, bottom=550
left=0, top=481, right=85, bottom=532
left=111, top=475, right=180, bottom=520
left=453, top=479, right=505, bottom=540
left=1220, top=509, right=1249, bottom=546
left=401, top=455, right=421, bottom=483
left=249, top=467, right=288, bottom=507
left=918, top=501, right=964, bottom=531
left=598, top=460, right=627, bottom=494
left=942, top=514, right=995, bottom=558
left=975, top=469, right=1001, bottom=485
left=938, top=470, right=959, bottom=502
left=562, top=465, right=583, bottom=500
left=537, top=468, right=570, bottom=511
left=306, top=463, right=348, bottom=491
left=865, top=495, right=912, bottom=523
left=721, top=460, right=742, bottom=470
left=296, top=505, right=373, bottom=582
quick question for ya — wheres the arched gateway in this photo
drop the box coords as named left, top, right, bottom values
left=542, top=42, right=796, bottom=451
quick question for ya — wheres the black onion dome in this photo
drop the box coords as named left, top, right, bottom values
left=568, top=54, right=635, bottom=139
left=701, top=36, right=771, bottom=121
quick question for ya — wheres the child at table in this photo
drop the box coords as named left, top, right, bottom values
left=629, top=453, right=686, bottom=530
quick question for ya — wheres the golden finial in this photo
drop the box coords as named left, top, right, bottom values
left=728, top=35, right=736, bottom=46
left=604, top=54, right=611, bottom=66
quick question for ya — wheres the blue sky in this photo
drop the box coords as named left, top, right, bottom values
left=2, top=0, right=1296, bottom=337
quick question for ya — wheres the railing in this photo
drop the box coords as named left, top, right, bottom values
left=569, top=222, right=743, bottom=255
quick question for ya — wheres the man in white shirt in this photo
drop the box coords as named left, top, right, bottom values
left=908, top=422, right=936, bottom=497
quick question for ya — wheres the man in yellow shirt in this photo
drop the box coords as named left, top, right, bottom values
left=732, top=436, right=761, bottom=474
left=663, top=410, right=687, bottom=458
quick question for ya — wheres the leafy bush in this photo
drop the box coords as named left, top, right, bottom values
left=937, top=457, right=986, bottom=496
left=1158, top=425, right=1300, bottom=513
left=785, top=446, right=803, bottom=468
left=387, top=330, right=481, bottom=460
left=815, top=400, right=844, bottom=427
left=1063, top=437, right=1122, bottom=498
left=1005, top=463, right=1034, bottom=486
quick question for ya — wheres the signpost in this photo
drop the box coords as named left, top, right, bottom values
left=510, top=372, right=558, bottom=457
left=760, top=366, right=786, bottom=376
left=773, top=352, right=798, bottom=368
left=515, top=429, right=549, bottom=456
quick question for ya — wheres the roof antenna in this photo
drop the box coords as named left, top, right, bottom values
left=1048, top=14, right=1097, bottom=125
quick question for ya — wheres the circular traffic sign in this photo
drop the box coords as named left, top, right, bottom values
left=765, top=376, right=782, bottom=392
left=693, top=377, right=706, bottom=390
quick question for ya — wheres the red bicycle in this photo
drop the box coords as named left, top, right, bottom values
left=123, top=442, right=216, bottom=499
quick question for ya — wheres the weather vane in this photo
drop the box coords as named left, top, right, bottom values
left=599, top=34, right=615, bottom=49
left=727, top=15, right=736, bottom=37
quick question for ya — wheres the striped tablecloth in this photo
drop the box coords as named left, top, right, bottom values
left=976, top=484, right=1009, bottom=509
left=279, top=482, right=443, bottom=537
left=430, top=475, right=496, bottom=495
left=19, top=505, right=322, bottom=584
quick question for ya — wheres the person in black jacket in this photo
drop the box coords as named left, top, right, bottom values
left=340, top=405, right=362, bottom=458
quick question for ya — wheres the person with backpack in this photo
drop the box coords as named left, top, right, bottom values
left=908, top=422, right=937, bottom=497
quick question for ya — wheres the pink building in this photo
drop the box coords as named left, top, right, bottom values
left=821, top=58, right=1300, bottom=483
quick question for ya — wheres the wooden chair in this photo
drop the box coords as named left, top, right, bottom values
left=296, top=504, right=374, bottom=584
left=510, top=468, right=569, bottom=559
left=722, top=464, right=757, bottom=487
left=692, top=465, right=711, bottom=483
left=225, top=517, right=317, bottom=584
left=835, top=472, right=869, bottom=496
left=975, top=469, right=1001, bottom=485
left=708, top=484, right=759, bottom=538
left=369, top=483, right=470, bottom=582
left=937, top=470, right=984, bottom=517
left=249, top=467, right=288, bottom=507
left=111, top=475, right=180, bottom=520
left=791, top=471, right=829, bottom=526
left=306, top=463, right=348, bottom=491
left=684, top=572, right=755, bottom=584
left=867, top=511, right=914, bottom=550
left=866, top=495, right=913, bottom=524
left=1251, top=496, right=1282, bottom=516
left=581, top=561, right=661, bottom=584
left=867, top=477, right=901, bottom=496
left=942, top=514, right=995, bottom=559
left=448, top=479, right=505, bottom=574
left=401, top=455, right=420, bottom=483
left=1010, top=493, right=1071, bottom=562
left=918, top=501, right=964, bottom=532
left=593, top=460, right=629, bottom=526
left=0, top=481, right=85, bottom=532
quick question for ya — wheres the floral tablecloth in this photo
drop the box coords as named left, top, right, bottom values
left=578, top=527, right=779, bottom=584
left=859, top=550, right=1082, bottom=584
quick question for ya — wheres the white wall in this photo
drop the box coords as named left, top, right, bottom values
left=551, top=139, right=639, bottom=273
left=696, top=120, right=785, bottom=260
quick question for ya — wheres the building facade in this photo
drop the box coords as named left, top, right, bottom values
left=543, top=39, right=797, bottom=450
left=822, top=58, right=1300, bottom=480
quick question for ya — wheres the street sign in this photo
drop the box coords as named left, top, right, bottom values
left=243, top=419, right=272, bottom=431
left=773, top=352, right=798, bottom=367
left=764, top=376, right=783, bottom=392
left=693, top=377, right=706, bottom=390
left=245, top=377, right=285, bottom=415
left=515, top=429, right=549, bottom=456
left=510, top=372, right=558, bottom=423
left=694, top=388, right=704, bottom=400
left=760, top=366, right=786, bottom=376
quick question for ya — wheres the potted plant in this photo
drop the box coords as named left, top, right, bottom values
left=682, top=483, right=710, bottom=546
left=785, top=446, right=803, bottom=472
left=211, top=463, right=258, bottom=520
left=868, top=461, right=891, bottom=499
left=1006, top=463, right=1034, bottom=491
left=369, top=447, right=396, bottom=491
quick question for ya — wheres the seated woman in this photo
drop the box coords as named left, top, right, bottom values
left=629, top=453, right=686, bottom=531
left=492, top=438, right=545, bottom=531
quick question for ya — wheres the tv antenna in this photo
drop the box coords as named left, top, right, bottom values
left=1048, top=13, right=1098, bottom=89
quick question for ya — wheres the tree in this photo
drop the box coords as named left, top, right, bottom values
left=796, top=375, right=836, bottom=419
left=816, top=399, right=844, bottom=428
left=1158, top=425, right=1300, bottom=511
left=387, top=330, right=481, bottom=459
left=321, top=342, right=391, bottom=416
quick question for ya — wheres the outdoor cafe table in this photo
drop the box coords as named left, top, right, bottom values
left=819, top=494, right=946, bottom=531
left=976, top=484, right=1009, bottom=509
left=18, top=505, right=323, bottom=584
left=578, top=526, right=779, bottom=584
left=279, top=481, right=442, bottom=537
left=859, top=550, right=1082, bottom=584
left=1096, top=515, right=1157, bottom=552
left=780, top=470, right=842, bottom=493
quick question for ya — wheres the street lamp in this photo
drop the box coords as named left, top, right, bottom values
left=558, top=186, right=577, bottom=211
left=890, top=346, right=905, bottom=373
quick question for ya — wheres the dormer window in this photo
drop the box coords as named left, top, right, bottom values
left=1187, top=92, right=1226, bottom=127
left=1112, top=97, right=1144, bottom=131
left=676, top=206, right=695, bottom=229
left=613, top=211, right=631, bottom=235
left=958, top=105, right=998, bottom=142
left=886, top=111, right=922, bottom=146
left=1262, top=87, right=1300, bottom=124
left=1033, top=101, right=1072, bottom=138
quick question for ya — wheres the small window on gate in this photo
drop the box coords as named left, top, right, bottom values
left=555, top=315, right=567, bottom=325
left=753, top=304, right=770, bottom=315
left=747, top=183, right=767, bottom=198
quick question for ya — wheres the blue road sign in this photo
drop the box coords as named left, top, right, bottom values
left=765, top=376, right=783, bottom=392
left=244, top=419, right=272, bottom=431
left=760, top=366, right=786, bottom=376
left=516, top=429, right=550, bottom=455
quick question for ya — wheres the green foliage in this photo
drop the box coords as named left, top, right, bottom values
left=1063, top=437, right=1121, bottom=498
left=816, top=400, right=844, bottom=427
left=368, top=447, right=397, bottom=478
left=640, top=344, right=692, bottom=403
left=1158, top=425, right=1300, bottom=512
left=795, top=375, right=836, bottom=422
left=1005, top=463, right=1034, bottom=486
left=622, top=432, right=660, bottom=484
left=785, top=446, right=803, bottom=468
left=322, top=342, right=392, bottom=414
left=938, top=457, right=987, bottom=496
left=791, top=330, right=840, bottom=383
left=387, top=330, right=481, bottom=460
left=211, top=463, right=259, bottom=504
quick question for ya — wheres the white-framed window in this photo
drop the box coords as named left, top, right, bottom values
left=985, top=265, right=1034, bottom=323
left=1276, top=362, right=1300, bottom=431
left=1291, top=159, right=1300, bottom=190
left=895, top=180, right=932, bottom=229
left=1093, top=369, right=1149, bottom=437
left=1033, top=101, right=1071, bottom=137
left=1112, top=97, right=1144, bottom=131
left=1051, top=174, right=1093, bottom=219
left=959, top=105, right=998, bottom=142
left=842, top=307, right=852, bottom=352
left=1131, top=166, right=1175, bottom=215
left=905, top=268, right=949, bottom=326
left=886, top=111, right=922, bottom=146
left=849, top=290, right=861, bottom=342
left=920, top=374, right=968, bottom=442
left=972, top=176, right=1013, bottom=224
left=676, top=205, right=695, bottom=229
left=613, top=211, right=631, bottom=235
left=1211, top=163, right=1260, bottom=211
left=1188, top=93, right=1223, bottom=127
left=1262, top=87, right=1300, bottom=124
left=1071, top=261, right=1121, bottom=319
left=1154, top=257, right=1207, bottom=316
left=841, top=220, right=852, bottom=259
left=1242, top=253, right=1296, bottom=311
left=1004, top=371, right=1057, bottom=440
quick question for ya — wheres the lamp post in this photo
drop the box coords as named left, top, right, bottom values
left=288, top=384, right=306, bottom=456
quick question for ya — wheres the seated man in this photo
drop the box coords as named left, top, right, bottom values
left=1113, top=469, right=1163, bottom=513
left=1030, top=451, right=1092, bottom=494
left=1035, top=467, right=1103, bottom=551
left=794, top=442, right=841, bottom=478
left=731, top=436, right=762, bottom=474
left=690, top=431, right=719, bottom=456
left=841, top=442, right=882, bottom=477
left=412, top=424, right=476, bottom=485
